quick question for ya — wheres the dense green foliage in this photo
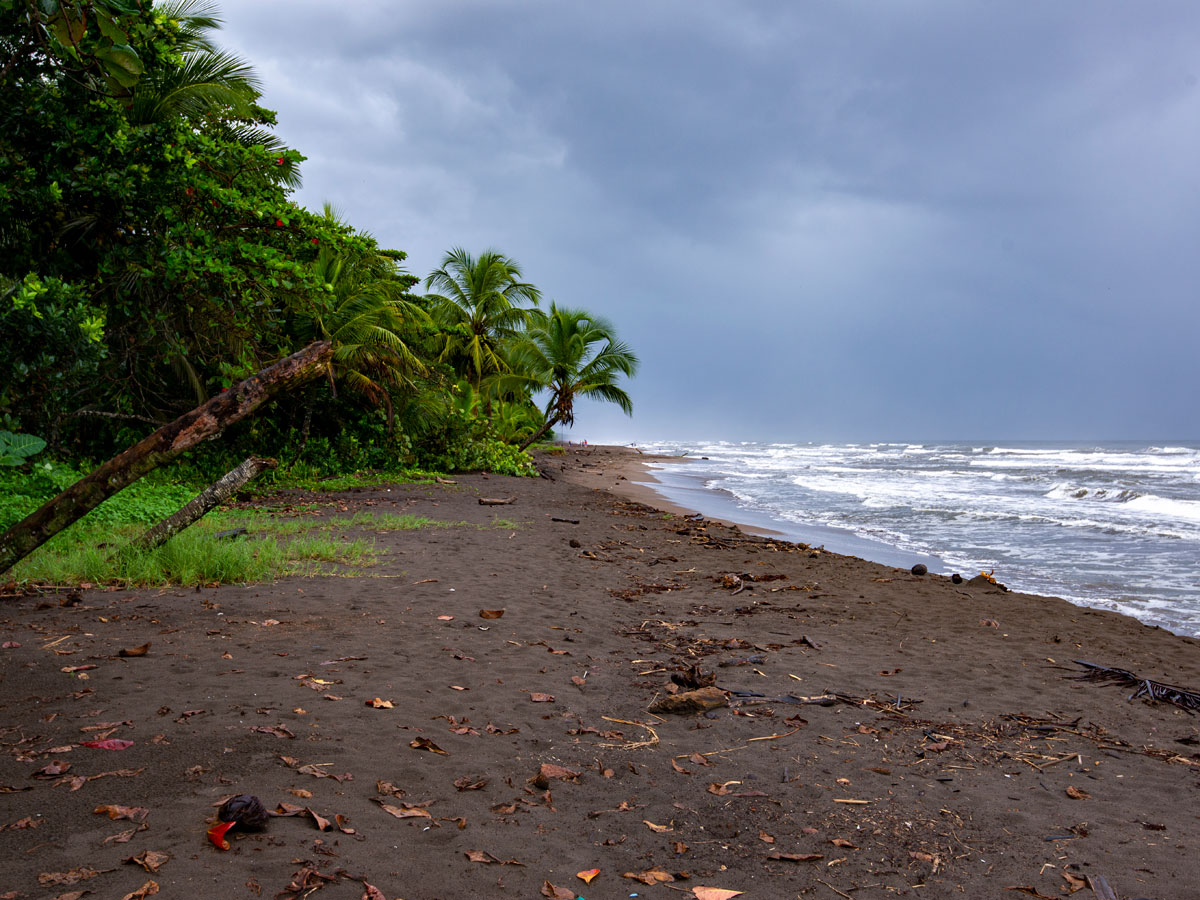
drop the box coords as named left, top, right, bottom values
left=1, top=1, right=636, bottom=499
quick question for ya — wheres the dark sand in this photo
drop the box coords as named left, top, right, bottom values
left=3, top=445, right=1199, bottom=899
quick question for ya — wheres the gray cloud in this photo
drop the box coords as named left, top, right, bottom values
left=217, top=0, right=1200, bottom=442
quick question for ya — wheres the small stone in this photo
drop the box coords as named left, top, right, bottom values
left=911, top=563, right=928, bottom=576
left=568, top=539, right=581, bottom=548
left=951, top=573, right=963, bottom=584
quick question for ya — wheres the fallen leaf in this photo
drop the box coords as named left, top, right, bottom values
left=335, top=814, right=355, bottom=834
left=624, top=868, right=675, bottom=884
left=61, top=665, right=97, bottom=673
left=1066, top=785, right=1090, bottom=800
left=529, top=763, right=581, bottom=788
left=289, top=789, right=314, bottom=799
left=528, top=692, right=555, bottom=703
left=38, top=868, right=112, bottom=886
left=453, top=775, right=489, bottom=791
left=923, top=741, right=950, bottom=753
left=541, top=881, right=574, bottom=899
left=260, top=619, right=280, bottom=627
left=93, top=805, right=149, bottom=821
left=409, top=737, right=447, bottom=754
left=1, top=641, right=21, bottom=649
left=706, top=781, right=738, bottom=796
left=465, top=849, right=523, bottom=865
left=1, top=816, right=40, bottom=831
left=693, top=889, right=743, bottom=900
left=437, top=615, right=454, bottom=620
left=103, top=823, right=149, bottom=843
left=758, top=830, right=775, bottom=844
left=79, top=739, right=133, bottom=751
left=361, top=883, right=387, bottom=900
left=365, top=698, right=394, bottom=709
left=688, top=752, right=712, bottom=766
left=124, top=850, right=169, bottom=873
left=831, top=838, right=858, bottom=849
left=49, top=892, right=89, bottom=900
left=35, top=761, right=71, bottom=777
left=118, top=643, right=150, bottom=658
left=479, top=609, right=505, bottom=619
left=1005, top=888, right=1058, bottom=900
left=673, top=840, right=689, bottom=854
left=120, top=883, right=159, bottom=900
left=643, top=819, right=674, bottom=833
left=577, top=868, right=600, bottom=884
left=376, top=800, right=431, bottom=819
left=671, top=758, right=692, bottom=775
left=767, top=852, right=823, bottom=862
left=570, top=675, right=586, bottom=686
left=1062, top=871, right=1088, bottom=894
left=449, top=685, right=468, bottom=691
left=250, top=724, right=295, bottom=738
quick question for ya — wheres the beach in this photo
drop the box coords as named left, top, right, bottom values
left=2, top=444, right=1198, bottom=899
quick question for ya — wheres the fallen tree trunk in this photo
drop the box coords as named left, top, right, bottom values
left=0, top=341, right=333, bottom=574
left=133, top=456, right=278, bottom=550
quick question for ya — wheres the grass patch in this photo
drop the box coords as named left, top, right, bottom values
left=8, top=514, right=381, bottom=587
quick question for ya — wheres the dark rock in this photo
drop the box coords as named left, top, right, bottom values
left=911, top=563, right=928, bottom=576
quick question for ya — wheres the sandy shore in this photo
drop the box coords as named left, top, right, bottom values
left=2, top=444, right=1198, bottom=899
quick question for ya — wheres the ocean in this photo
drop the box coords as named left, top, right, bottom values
left=636, top=441, right=1200, bottom=637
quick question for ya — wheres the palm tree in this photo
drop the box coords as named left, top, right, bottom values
left=424, top=248, right=541, bottom=392
left=296, top=211, right=430, bottom=430
left=129, top=1, right=261, bottom=127
left=509, top=303, right=639, bottom=451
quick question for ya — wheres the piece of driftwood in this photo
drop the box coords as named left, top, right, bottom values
left=0, top=342, right=332, bottom=574
left=1073, top=660, right=1200, bottom=712
left=478, top=497, right=515, bottom=506
left=728, top=690, right=838, bottom=707
left=134, top=457, right=276, bottom=550
left=551, top=517, right=579, bottom=524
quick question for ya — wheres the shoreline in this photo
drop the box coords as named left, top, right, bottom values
left=2, top=450, right=1199, bottom=897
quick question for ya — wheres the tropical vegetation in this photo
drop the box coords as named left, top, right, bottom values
left=0, top=0, right=638, bottom=521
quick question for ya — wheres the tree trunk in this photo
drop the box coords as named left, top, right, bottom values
left=133, top=456, right=277, bottom=550
left=518, top=415, right=560, bottom=452
left=0, top=341, right=333, bottom=574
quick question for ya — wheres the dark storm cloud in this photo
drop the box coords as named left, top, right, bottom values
left=217, top=1, right=1200, bottom=441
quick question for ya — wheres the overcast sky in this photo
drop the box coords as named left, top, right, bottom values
left=218, top=1, right=1200, bottom=444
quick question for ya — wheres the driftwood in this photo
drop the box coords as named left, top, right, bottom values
left=1073, top=659, right=1200, bottom=712
left=0, top=342, right=333, bottom=573
left=133, top=456, right=277, bottom=550
left=478, top=497, right=516, bottom=506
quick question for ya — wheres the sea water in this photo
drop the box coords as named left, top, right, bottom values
left=637, top=441, right=1200, bottom=636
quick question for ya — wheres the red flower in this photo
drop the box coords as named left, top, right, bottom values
left=276, top=157, right=285, bottom=165
left=275, top=219, right=283, bottom=227
left=311, top=238, right=319, bottom=245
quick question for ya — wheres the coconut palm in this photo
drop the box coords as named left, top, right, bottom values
left=297, top=213, right=430, bottom=429
left=424, top=248, right=541, bottom=392
left=129, top=1, right=260, bottom=125
left=509, top=303, right=638, bottom=451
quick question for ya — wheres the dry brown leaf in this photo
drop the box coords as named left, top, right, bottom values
left=541, top=882, right=574, bottom=899
left=118, top=643, right=150, bottom=658
left=577, top=868, right=600, bottom=884
left=623, top=868, right=675, bottom=884
left=671, top=759, right=691, bottom=775
left=49, top=892, right=90, bottom=900
left=250, top=724, right=295, bottom=738
left=673, top=841, right=689, bottom=854
left=361, top=883, right=387, bottom=900
left=529, top=763, right=581, bottom=788
left=1062, top=871, right=1088, bottom=894
left=453, top=775, right=489, bottom=791
left=93, top=805, right=148, bottom=822
left=767, top=852, right=823, bottom=862
left=1066, top=785, right=1090, bottom=800
left=123, top=850, right=169, bottom=873
left=306, top=808, right=332, bottom=831
left=643, top=819, right=674, bottom=833
left=528, top=692, right=555, bottom=703
left=479, top=609, right=505, bottom=619
left=570, top=675, right=586, bottom=686
left=830, top=838, right=858, bottom=849
left=120, top=883, right=159, bottom=900
left=38, top=868, right=112, bottom=886
left=409, top=736, right=447, bottom=754
left=289, top=788, right=313, bottom=798
left=335, top=814, right=356, bottom=835
left=758, top=830, right=775, bottom=844
left=376, top=801, right=431, bottom=819
left=365, top=698, right=394, bottom=709
left=693, top=889, right=743, bottom=900
left=688, top=752, right=712, bottom=766
left=1005, top=888, right=1058, bottom=900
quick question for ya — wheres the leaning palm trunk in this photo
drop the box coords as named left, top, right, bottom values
left=518, top=415, right=560, bottom=452
left=133, top=456, right=277, bottom=550
left=0, top=342, right=333, bottom=574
